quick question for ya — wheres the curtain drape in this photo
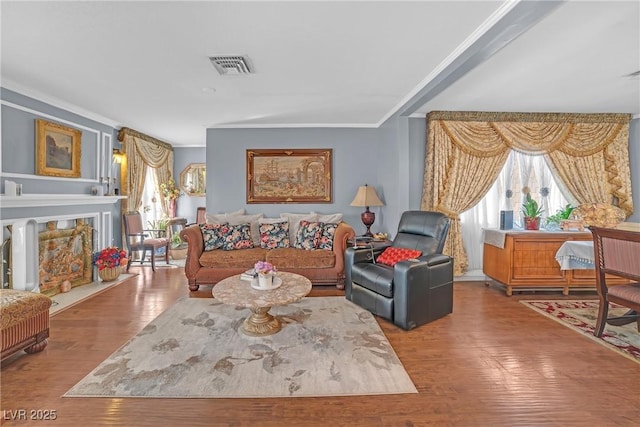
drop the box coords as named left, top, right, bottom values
left=421, top=111, right=633, bottom=276
left=117, top=127, right=175, bottom=217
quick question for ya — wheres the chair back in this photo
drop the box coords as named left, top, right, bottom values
left=590, top=226, right=640, bottom=284
left=392, top=211, right=450, bottom=255
left=123, top=212, right=144, bottom=236
left=196, top=207, right=206, bottom=224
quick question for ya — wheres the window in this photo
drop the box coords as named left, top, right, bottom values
left=140, top=168, right=163, bottom=231
left=460, top=151, right=572, bottom=273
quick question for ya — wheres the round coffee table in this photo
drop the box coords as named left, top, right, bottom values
left=212, top=271, right=312, bottom=336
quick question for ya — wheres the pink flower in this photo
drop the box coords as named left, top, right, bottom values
left=254, top=260, right=276, bottom=274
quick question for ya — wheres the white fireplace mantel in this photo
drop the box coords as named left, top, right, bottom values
left=0, top=194, right=126, bottom=208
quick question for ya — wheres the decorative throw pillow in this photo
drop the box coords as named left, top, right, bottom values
left=294, top=220, right=323, bottom=250
left=312, top=212, right=344, bottom=224
left=317, top=222, right=339, bottom=250
left=259, top=219, right=290, bottom=249
left=376, top=247, right=422, bottom=267
left=205, top=208, right=245, bottom=224
left=220, top=223, right=254, bottom=251
left=226, top=213, right=264, bottom=246
left=199, top=223, right=228, bottom=251
left=280, top=213, right=319, bottom=243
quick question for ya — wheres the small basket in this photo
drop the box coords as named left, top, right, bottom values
left=98, top=267, right=121, bottom=282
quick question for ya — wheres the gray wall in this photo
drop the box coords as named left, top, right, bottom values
left=173, top=146, right=206, bottom=224
left=205, top=127, right=397, bottom=236
left=1, top=88, right=123, bottom=246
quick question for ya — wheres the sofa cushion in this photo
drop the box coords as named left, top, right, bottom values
left=266, top=248, right=336, bottom=269
left=199, top=247, right=267, bottom=268
left=199, top=223, right=228, bottom=251
left=313, top=212, right=344, bottom=223
left=317, top=222, right=339, bottom=250
left=227, top=213, right=264, bottom=246
left=294, top=220, right=323, bottom=250
left=376, top=247, right=422, bottom=266
left=205, top=208, right=245, bottom=224
left=280, top=213, right=319, bottom=243
left=259, top=219, right=290, bottom=249
left=221, top=223, right=255, bottom=250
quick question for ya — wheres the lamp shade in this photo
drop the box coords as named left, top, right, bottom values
left=350, top=184, right=384, bottom=207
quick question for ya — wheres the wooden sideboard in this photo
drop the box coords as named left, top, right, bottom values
left=482, top=230, right=627, bottom=296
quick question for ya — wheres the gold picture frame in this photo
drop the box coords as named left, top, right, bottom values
left=35, top=119, right=82, bottom=178
left=246, top=149, right=332, bottom=203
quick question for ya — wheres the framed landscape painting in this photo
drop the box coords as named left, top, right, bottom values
left=246, top=149, right=332, bottom=203
left=35, top=119, right=82, bottom=178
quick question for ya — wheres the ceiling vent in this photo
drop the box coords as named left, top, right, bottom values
left=209, top=55, right=254, bottom=75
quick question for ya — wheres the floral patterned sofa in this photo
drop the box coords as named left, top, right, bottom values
left=180, top=212, right=355, bottom=291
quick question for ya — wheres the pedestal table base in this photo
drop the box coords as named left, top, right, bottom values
left=242, top=306, right=281, bottom=336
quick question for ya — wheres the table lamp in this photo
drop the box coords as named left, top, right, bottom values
left=350, top=184, right=384, bottom=236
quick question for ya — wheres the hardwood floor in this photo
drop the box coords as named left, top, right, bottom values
left=2, top=266, right=639, bottom=426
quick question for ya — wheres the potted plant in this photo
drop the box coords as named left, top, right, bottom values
left=545, top=204, right=575, bottom=230
left=147, top=218, right=169, bottom=238
left=169, top=233, right=187, bottom=260
left=521, top=193, right=544, bottom=230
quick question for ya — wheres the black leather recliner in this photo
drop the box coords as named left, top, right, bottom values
left=345, top=210, right=454, bottom=330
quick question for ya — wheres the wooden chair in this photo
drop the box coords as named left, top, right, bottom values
left=196, top=207, right=206, bottom=224
left=590, top=226, right=640, bottom=336
left=186, top=207, right=206, bottom=227
left=122, top=211, right=170, bottom=272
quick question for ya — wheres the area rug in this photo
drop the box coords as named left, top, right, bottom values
left=64, top=296, right=417, bottom=398
left=521, top=300, right=640, bottom=364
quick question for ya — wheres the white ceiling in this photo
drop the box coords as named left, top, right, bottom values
left=2, top=1, right=639, bottom=147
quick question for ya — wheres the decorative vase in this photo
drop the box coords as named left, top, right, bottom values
left=524, top=217, right=540, bottom=231
left=258, top=272, right=274, bottom=289
left=99, top=267, right=121, bottom=282
left=168, top=200, right=177, bottom=218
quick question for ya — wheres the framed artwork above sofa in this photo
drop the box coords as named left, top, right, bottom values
left=246, top=148, right=332, bottom=204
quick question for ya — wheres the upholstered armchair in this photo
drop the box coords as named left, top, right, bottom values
left=345, top=210, right=453, bottom=330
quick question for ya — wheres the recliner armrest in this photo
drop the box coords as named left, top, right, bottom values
left=417, top=253, right=451, bottom=267
left=345, top=245, right=387, bottom=265
left=393, top=254, right=453, bottom=287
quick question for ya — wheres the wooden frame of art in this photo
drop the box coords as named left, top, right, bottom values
left=35, top=119, right=82, bottom=178
left=246, top=148, right=332, bottom=203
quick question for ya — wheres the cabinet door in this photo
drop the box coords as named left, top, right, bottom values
left=512, top=238, right=566, bottom=284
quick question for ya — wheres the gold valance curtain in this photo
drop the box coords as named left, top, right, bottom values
left=421, top=111, right=633, bottom=276
left=117, top=127, right=174, bottom=216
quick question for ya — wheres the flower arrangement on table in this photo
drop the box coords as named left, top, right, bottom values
left=254, top=260, right=277, bottom=276
left=93, top=247, right=128, bottom=271
left=159, top=178, right=182, bottom=201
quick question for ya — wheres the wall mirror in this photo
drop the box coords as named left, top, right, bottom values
left=180, top=163, right=206, bottom=197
